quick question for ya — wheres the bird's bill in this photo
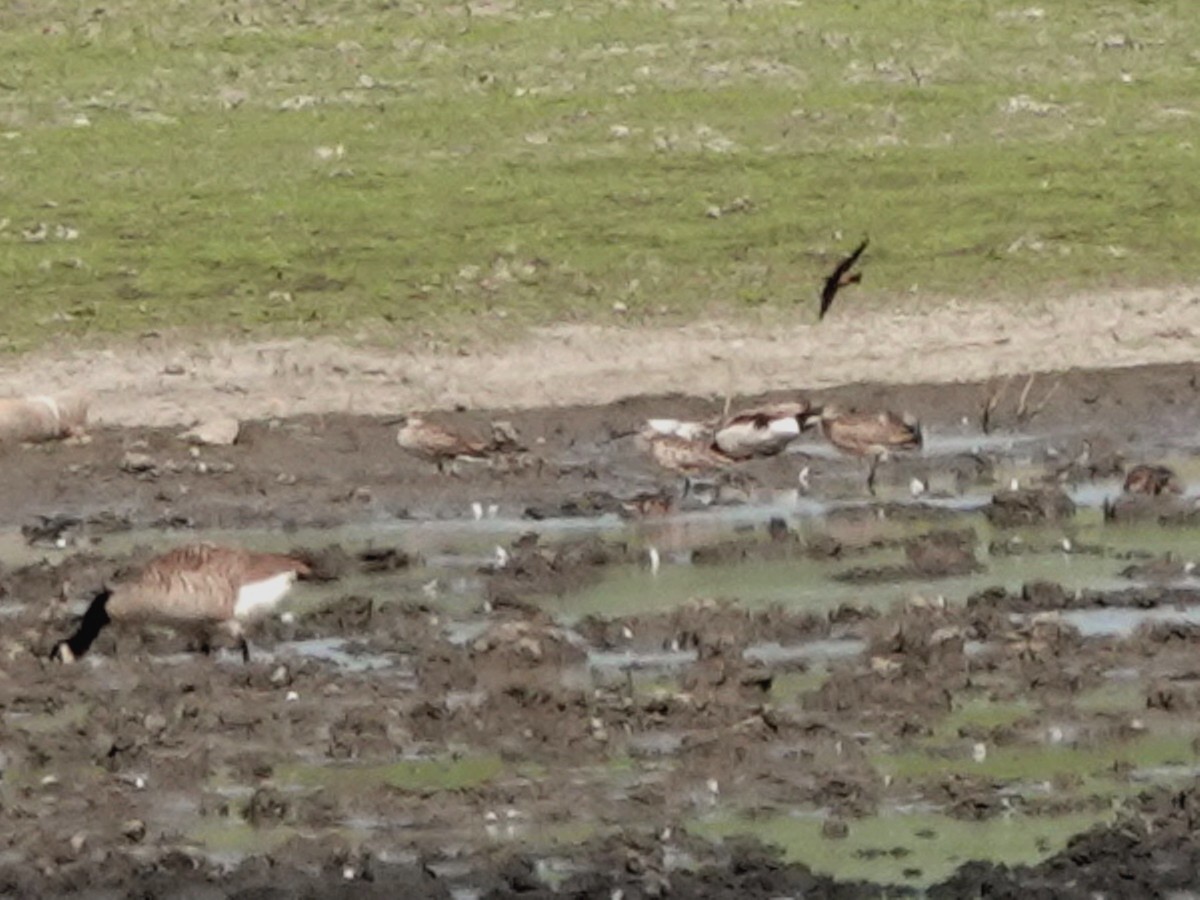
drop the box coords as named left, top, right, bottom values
left=50, top=642, right=76, bottom=664
left=799, top=409, right=823, bottom=431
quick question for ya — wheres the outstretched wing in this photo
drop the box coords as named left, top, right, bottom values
left=819, top=238, right=869, bottom=321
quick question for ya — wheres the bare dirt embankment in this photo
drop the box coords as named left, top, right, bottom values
left=2, top=285, right=1196, bottom=428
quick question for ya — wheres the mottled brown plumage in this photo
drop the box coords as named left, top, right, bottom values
left=52, top=543, right=310, bottom=664
left=396, top=416, right=491, bottom=472
left=1123, top=464, right=1183, bottom=497
left=644, top=433, right=736, bottom=474
left=818, top=404, right=923, bottom=495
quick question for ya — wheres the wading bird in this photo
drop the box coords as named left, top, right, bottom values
left=818, top=238, right=869, bottom=321
left=1123, top=464, right=1184, bottom=497
left=50, top=544, right=310, bottom=664
left=817, top=404, right=923, bottom=495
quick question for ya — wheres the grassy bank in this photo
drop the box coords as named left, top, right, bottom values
left=1, top=0, right=1197, bottom=350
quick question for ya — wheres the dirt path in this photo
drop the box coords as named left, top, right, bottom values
left=3, top=284, right=1197, bottom=428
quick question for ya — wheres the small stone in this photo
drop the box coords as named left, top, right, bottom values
left=182, top=417, right=240, bottom=446
left=143, top=713, right=167, bottom=733
left=120, top=451, right=157, bottom=474
left=269, top=665, right=290, bottom=685
left=69, top=833, right=87, bottom=854
left=121, top=819, right=146, bottom=843
left=822, top=818, right=849, bottom=840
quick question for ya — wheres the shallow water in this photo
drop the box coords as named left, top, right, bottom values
left=12, top=451, right=1200, bottom=889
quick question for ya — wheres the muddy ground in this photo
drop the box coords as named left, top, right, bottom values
left=3, top=360, right=1199, bottom=532
left=4, top=359, right=1200, bottom=897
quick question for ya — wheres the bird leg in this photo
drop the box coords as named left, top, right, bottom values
left=223, top=621, right=251, bottom=663
left=866, top=456, right=881, bottom=496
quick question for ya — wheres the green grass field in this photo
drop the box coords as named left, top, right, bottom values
left=1, top=0, right=1198, bottom=350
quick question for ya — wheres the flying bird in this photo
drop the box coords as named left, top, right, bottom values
left=50, top=544, right=311, bottom=664
left=819, top=238, right=869, bottom=321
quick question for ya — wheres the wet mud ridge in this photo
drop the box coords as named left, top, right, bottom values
left=5, top=360, right=1200, bottom=896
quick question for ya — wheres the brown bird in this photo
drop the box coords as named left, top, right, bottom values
left=617, top=488, right=676, bottom=519
left=714, top=400, right=815, bottom=459
left=819, top=238, right=869, bottom=321
left=643, top=432, right=736, bottom=474
left=817, top=404, right=923, bottom=495
left=396, top=415, right=492, bottom=473
left=50, top=544, right=310, bottom=664
left=1123, top=464, right=1184, bottom=497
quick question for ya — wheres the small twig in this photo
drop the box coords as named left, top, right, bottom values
left=1014, top=374, right=1037, bottom=422
left=1023, top=378, right=1063, bottom=424
left=980, top=375, right=1012, bottom=434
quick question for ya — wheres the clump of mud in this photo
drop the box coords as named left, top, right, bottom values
left=929, top=780, right=1200, bottom=898
left=985, top=486, right=1075, bottom=527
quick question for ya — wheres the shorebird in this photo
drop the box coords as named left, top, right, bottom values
left=396, top=415, right=493, bottom=474
left=816, top=404, right=923, bottom=495
left=1123, top=464, right=1184, bottom=497
left=50, top=544, right=310, bottom=664
left=818, top=238, right=868, bottom=321
left=713, top=400, right=815, bottom=459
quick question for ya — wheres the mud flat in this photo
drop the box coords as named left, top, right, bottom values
left=5, top=360, right=1200, bottom=896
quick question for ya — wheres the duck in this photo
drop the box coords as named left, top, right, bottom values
left=1123, top=464, right=1184, bottom=497
left=396, top=415, right=493, bottom=474
left=713, top=400, right=815, bottom=459
left=50, top=543, right=311, bottom=664
left=642, top=432, right=736, bottom=474
left=816, top=404, right=923, bottom=495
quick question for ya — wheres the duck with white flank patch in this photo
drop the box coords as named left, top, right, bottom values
left=816, top=404, right=923, bottom=495
left=713, top=400, right=815, bottom=460
left=1123, top=464, right=1184, bottom=497
left=50, top=544, right=310, bottom=664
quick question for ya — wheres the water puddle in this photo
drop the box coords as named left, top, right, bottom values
left=278, top=637, right=396, bottom=671
left=1058, top=605, right=1200, bottom=638
left=692, top=808, right=1108, bottom=888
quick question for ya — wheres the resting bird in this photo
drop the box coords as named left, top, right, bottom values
left=396, top=415, right=493, bottom=474
left=819, top=238, right=869, bottom=321
left=713, top=400, right=815, bottom=459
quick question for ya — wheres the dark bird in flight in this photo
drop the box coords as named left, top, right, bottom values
left=819, top=238, right=869, bottom=321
